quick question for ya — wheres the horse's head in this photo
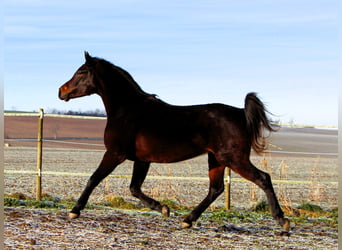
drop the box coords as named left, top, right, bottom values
left=59, top=52, right=154, bottom=108
left=59, top=52, right=98, bottom=101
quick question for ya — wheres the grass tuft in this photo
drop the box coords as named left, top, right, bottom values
left=104, top=195, right=137, bottom=209
left=251, top=200, right=270, bottom=212
left=5, top=192, right=33, bottom=200
left=4, top=197, right=25, bottom=207
left=4, top=196, right=65, bottom=209
left=297, top=202, right=323, bottom=212
left=161, top=198, right=188, bottom=211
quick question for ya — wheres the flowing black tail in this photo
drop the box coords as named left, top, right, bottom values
left=244, top=92, right=275, bottom=153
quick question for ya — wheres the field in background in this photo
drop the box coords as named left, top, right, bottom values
left=4, top=114, right=338, bottom=153
left=4, top=114, right=338, bottom=209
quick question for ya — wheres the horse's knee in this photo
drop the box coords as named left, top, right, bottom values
left=210, top=184, right=224, bottom=199
left=216, top=185, right=224, bottom=196
left=218, top=185, right=224, bottom=194
left=256, top=171, right=273, bottom=190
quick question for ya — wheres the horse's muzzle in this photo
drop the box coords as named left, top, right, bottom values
left=58, top=88, right=70, bottom=102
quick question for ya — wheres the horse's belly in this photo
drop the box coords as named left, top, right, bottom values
left=135, top=134, right=205, bottom=163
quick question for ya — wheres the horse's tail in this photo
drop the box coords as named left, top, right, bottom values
left=244, top=92, right=275, bottom=153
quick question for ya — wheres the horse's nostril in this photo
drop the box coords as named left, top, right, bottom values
left=58, top=87, right=70, bottom=101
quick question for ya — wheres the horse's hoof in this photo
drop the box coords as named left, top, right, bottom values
left=281, top=218, right=290, bottom=231
left=69, top=212, right=80, bottom=219
left=181, top=221, right=192, bottom=229
left=161, top=205, right=170, bottom=217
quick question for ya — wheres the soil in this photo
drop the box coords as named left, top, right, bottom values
left=4, top=207, right=338, bottom=249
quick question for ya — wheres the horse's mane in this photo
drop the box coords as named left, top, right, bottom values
left=99, top=58, right=158, bottom=101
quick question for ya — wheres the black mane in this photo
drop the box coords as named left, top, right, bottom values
left=97, top=57, right=158, bottom=101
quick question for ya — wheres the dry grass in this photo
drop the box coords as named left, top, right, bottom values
left=4, top=147, right=338, bottom=211
left=248, top=154, right=334, bottom=211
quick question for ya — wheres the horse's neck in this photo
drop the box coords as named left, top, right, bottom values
left=98, top=85, right=149, bottom=117
left=96, top=67, right=153, bottom=116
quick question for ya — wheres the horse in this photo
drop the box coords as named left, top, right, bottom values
left=58, top=52, right=290, bottom=231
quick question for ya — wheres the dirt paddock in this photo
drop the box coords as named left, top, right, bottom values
left=4, top=206, right=338, bottom=249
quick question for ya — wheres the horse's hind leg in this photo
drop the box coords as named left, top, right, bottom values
left=230, top=159, right=290, bottom=231
left=129, top=161, right=170, bottom=216
left=182, top=152, right=225, bottom=228
left=69, top=150, right=124, bottom=219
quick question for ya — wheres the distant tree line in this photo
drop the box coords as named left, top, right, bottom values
left=47, top=108, right=106, bottom=117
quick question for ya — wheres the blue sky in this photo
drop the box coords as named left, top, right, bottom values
left=4, top=0, right=339, bottom=126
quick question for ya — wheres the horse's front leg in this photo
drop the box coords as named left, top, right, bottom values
left=69, top=151, right=125, bottom=219
left=129, top=161, right=170, bottom=216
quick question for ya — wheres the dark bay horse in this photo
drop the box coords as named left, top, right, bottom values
left=59, top=52, right=290, bottom=231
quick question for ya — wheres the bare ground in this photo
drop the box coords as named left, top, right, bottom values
left=4, top=207, right=338, bottom=249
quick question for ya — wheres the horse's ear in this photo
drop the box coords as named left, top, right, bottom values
left=84, top=51, right=95, bottom=65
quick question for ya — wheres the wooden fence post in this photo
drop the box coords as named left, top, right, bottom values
left=225, top=167, right=231, bottom=210
left=36, top=108, right=44, bottom=201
